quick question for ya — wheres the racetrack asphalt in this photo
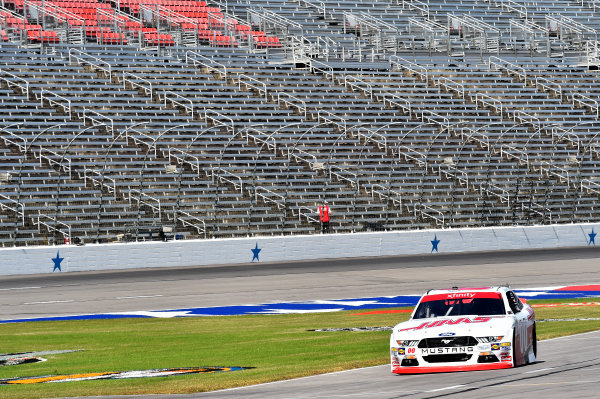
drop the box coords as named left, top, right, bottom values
left=1, top=246, right=599, bottom=321
left=1, top=245, right=599, bottom=398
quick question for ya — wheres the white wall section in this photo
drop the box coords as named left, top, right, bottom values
left=0, top=223, right=597, bottom=276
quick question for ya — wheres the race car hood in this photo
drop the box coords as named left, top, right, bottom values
left=393, top=315, right=513, bottom=340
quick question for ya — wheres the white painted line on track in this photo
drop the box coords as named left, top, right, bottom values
left=524, top=367, right=555, bottom=374
left=116, top=295, right=163, bottom=300
left=426, top=385, right=466, bottom=392
left=0, top=286, right=41, bottom=291
left=23, top=300, right=74, bottom=305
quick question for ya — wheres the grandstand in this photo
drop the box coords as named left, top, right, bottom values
left=1, top=0, right=600, bottom=246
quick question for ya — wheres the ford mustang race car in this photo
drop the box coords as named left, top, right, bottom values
left=390, top=286, right=536, bottom=374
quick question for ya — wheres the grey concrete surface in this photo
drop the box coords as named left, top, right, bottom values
left=0, top=247, right=599, bottom=321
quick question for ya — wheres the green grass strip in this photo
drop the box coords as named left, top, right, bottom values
left=0, top=297, right=598, bottom=398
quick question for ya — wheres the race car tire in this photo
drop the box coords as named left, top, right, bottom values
left=511, top=328, right=518, bottom=367
left=532, top=323, right=537, bottom=358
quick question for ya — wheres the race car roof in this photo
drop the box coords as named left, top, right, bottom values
left=421, top=286, right=510, bottom=299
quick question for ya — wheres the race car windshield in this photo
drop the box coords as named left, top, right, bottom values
left=412, top=297, right=506, bottom=319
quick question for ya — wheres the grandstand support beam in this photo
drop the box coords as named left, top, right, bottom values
left=133, top=123, right=191, bottom=242
left=52, top=125, right=98, bottom=246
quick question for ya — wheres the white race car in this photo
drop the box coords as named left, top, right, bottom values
left=390, top=286, right=536, bottom=374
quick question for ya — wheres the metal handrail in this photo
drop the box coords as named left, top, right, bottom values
left=123, top=72, right=154, bottom=101
left=37, top=211, right=71, bottom=241
left=238, top=74, right=268, bottom=101
left=164, top=91, right=194, bottom=119
left=69, top=49, right=112, bottom=80
left=40, top=89, right=72, bottom=119
left=0, top=193, right=25, bottom=226
left=277, top=92, right=307, bottom=117
left=205, top=109, right=234, bottom=133
left=128, top=189, right=161, bottom=219
left=186, top=51, right=227, bottom=79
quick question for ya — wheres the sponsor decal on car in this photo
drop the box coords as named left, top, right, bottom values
left=398, top=317, right=491, bottom=332
left=398, top=348, right=406, bottom=355
left=421, top=347, right=474, bottom=354
left=491, top=343, right=500, bottom=351
left=439, top=332, right=456, bottom=336
left=501, top=342, right=511, bottom=348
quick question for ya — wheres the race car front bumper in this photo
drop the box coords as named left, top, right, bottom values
left=392, top=362, right=513, bottom=374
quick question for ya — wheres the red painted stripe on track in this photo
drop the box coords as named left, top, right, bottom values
left=555, top=285, right=600, bottom=291
left=351, top=309, right=412, bottom=315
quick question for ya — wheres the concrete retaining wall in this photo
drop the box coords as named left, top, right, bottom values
left=1, top=223, right=598, bottom=276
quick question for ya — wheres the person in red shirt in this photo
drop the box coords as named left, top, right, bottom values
left=318, top=200, right=332, bottom=233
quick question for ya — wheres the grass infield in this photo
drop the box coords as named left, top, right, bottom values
left=1, top=297, right=599, bottom=398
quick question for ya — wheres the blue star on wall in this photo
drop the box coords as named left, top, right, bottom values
left=251, top=243, right=261, bottom=262
left=52, top=251, right=64, bottom=272
left=589, top=229, right=597, bottom=245
left=431, top=234, right=440, bottom=253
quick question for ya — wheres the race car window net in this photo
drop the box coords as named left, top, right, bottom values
left=413, top=294, right=506, bottom=319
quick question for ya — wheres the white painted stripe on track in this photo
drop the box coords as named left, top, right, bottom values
left=426, top=384, right=466, bottom=392
left=23, top=300, right=74, bottom=305
left=203, top=330, right=600, bottom=395
left=116, top=295, right=164, bottom=300
left=0, top=286, right=41, bottom=291
left=524, top=367, right=555, bottom=374
left=198, top=365, right=388, bottom=394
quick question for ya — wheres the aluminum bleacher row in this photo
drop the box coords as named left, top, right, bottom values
left=1, top=0, right=600, bottom=247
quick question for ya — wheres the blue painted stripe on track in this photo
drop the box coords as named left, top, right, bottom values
left=1, top=289, right=599, bottom=324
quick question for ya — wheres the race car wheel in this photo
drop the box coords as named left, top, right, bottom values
left=532, top=323, right=537, bottom=358
left=512, top=328, right=518, bottom=367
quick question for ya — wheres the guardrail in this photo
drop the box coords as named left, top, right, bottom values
left=329, top=165, right=357, bottom=187
left=80, top=169, right=116, bottom=198
left=255, top=186, right=285, bottom=209
left=318, top=110, right=347, bottom=133
left=128, top=189, right=161, bottom=219
left=488, top=56, right=527, bottom=84
left=205, top=109, right=235, bottom=133
left=0, top=69, right=30, bottom=98
left=535, top=77, right=562, bottom=98
left=238, top=74, right=268, bottom=101
left=36, top=212, right=71, bottom=242
left=40, top=89, right=72, bottom=119
left=168, top=147, right=202, bottom=177
left=186, top=51, right=227, bottom=79
left=390, top=55, right=428, bottom=83
left=572, top=93, right=599, bottom=117
left=164, top=91, right=194, bottom=119
left=381, top=92, right=412, bottom=116
left=370, top=184, right=402, bottom=207
left=35, top=148, right=71, bottom=179
left=0, top=127, right=26, bottom=152
left=176, top=210, right=206, bottom=238
left=83, top=109, right=114, bottom=136
left=0, top=193, right=25, bottom=226
left=437, top=77, right=465, bottom=99
left=123, top=72, right=154, bottom=101
left=277, top=92, right=307, bottom=117
left=310, top=59, right=335, bottom=81
left=69, top=49, right=112, bottom=80
left=344, top=76, right=373, bottom=99
left=246, top=127, right=276, bottom=154
left=475, top=93, right=503, bottom=117
left=212, top=168, right=243, bottom=193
